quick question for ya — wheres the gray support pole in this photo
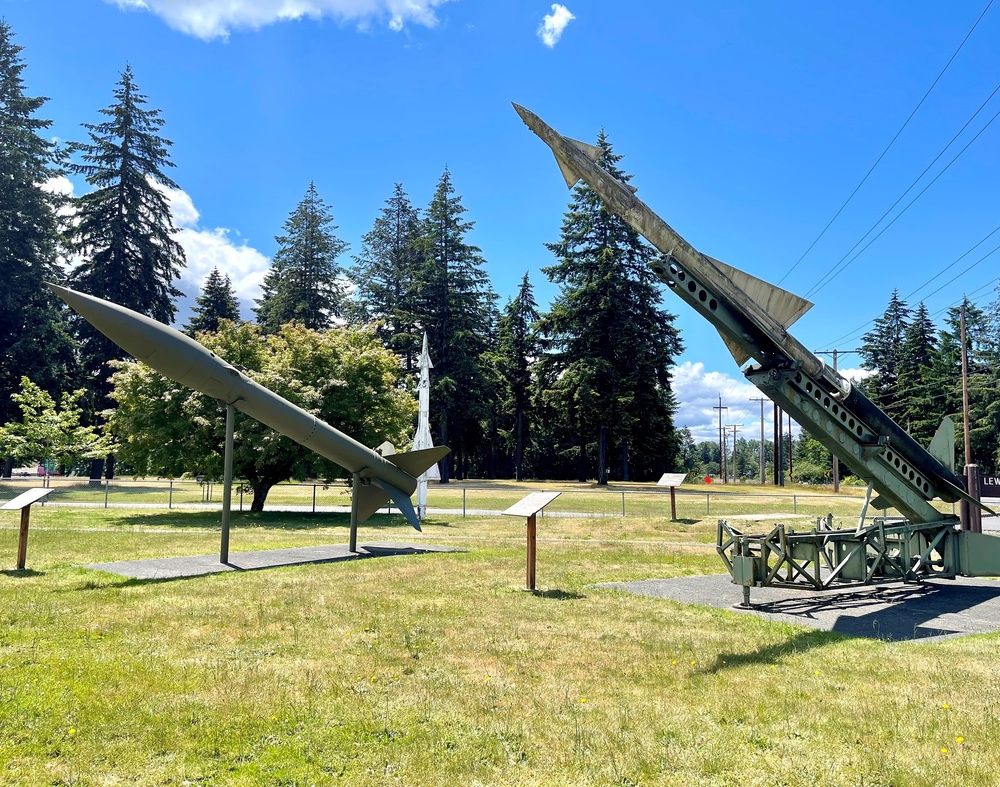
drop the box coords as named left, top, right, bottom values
left=220, top=401, right=235, bottom=564
left=349, top=471, right=360, bottom=553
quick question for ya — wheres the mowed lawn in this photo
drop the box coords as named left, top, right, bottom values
left=0, top=485, right=996, bottom=786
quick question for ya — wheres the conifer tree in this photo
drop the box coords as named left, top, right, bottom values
left=67, top=65, right=186, bottom=409
left=495, top=273, right=540, bottom=480
left=414, top=168, right=497, bottom=482
left=536, top=131, right=683, bottom=484
left=348, top=183, right=422, bottom=366
left=895, top=302, right=939, bottom=443
left=0, top=22, right=77, bottom=443
left=859, top=290, right=910, bottom=413
left=184, top=267, right=241, bottom=335
left=255, top=182, right=347, bottom=333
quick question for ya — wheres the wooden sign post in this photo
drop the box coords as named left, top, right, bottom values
left=656, top=473, right=688, bottom=520
left=501, top=492, right=561, bottom=591
left=2, top=488, right=55, bottom=570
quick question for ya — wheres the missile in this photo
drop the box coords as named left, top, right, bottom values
left=513, top=103, right=983, bottom=524
left=49, top=284, right=448, bottom=528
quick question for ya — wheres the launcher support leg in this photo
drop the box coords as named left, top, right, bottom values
left=349, top=471, right=360, bottom=553
left=220, top=401, right=235, bottom=564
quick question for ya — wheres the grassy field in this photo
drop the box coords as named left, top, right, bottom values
left=0, top=484, right=995, bottom=785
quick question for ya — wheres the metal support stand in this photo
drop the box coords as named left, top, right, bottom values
left=349, top=471, right=361, bottom=553
left=220, top=401, right=235, bottom=564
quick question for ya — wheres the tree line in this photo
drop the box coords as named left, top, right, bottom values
left=0, top=22, right=684, bottom=502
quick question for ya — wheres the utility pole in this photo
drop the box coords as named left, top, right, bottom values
left=960, top=303, right=982, bottom=532
left=729, top=424, right=740, bottom=483
left=773, top=403, right=783, bottom=486
left=750, top=397, right=767, bottom=484
left=787, top=412, right=793, bottom=482
left=714, top=396, right=728, bottom=483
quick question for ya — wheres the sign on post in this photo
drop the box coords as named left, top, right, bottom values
left=502, top=492, right=561, bottom=591
left=2, top=488, right=55, bottom=570
left=656, top=473, right=688, bottom=520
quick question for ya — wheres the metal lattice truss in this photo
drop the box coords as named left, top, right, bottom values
left=717, top=517, right=959, bottom=605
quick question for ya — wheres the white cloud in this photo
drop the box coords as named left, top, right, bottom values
left=155, top=184, right=270, bottom=305
left=109, top=0, right=456, bottom=40
left=537, top=3, right=574, bottom=48
left=673, top=361, right=761, bottom=443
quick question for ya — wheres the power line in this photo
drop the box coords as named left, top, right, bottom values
left=805, top=99, right=1000, bottom=299
left=779, top=0, right=995, bottom=285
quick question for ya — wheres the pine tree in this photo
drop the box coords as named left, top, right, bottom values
left=67, top=64, right=186, bottom=409
left=536, top=131, right=683, bottom=484
left=0, top=22, right=77, bottom=464
left=859, top=290, right=910, bottom=413
left=895, top=301, right=939, bottom=443
left=495, top=273, right=540, bottom=480
left=348, top=183, right=422, bottom=366
left=255, top=182, right=347, bottom=333
left=414, top=168, right=497, bottom=482
left=184, top=267, right=241, bottom=335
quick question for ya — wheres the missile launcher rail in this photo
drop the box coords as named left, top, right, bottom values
left=515, top=103, right=998, bottom=601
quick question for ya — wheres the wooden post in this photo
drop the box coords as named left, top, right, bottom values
left=526, top=513, right=537, bottom=591
left=670, top=486, right=677, bottom=521
left=16, top=505, right=31, bottom=570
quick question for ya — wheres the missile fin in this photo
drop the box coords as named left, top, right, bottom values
left=927, top=417, right=956, bottom=475
left=567, top=137, right=603, bottom=162
left=373, top=479, right=421, bottom=530
left=386, top=445, right=450, bottom=479
left=555, top=154, right=581, bottom=189
left=705, top=255, right=813, bottom=329
left=717, top=329, right=752, bottom=367
left=352, top=479, right=420, bottom=530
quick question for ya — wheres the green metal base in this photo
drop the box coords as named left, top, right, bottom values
left=717, top=516, right=978, bottom=599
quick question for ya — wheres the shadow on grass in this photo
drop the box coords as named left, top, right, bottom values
left=530, top=588, right=585, bottom=600
left=1, top=568, right=45, bottom=578
left=701, top=628, right=846, bottom=673
left=114, top=510, right=419, bottom=531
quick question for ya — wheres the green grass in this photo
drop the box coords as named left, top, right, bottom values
left=0, top=486, right=994, bottom=785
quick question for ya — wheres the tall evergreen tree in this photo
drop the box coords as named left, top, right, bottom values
left=348, top=183, right=422, bottom=367
left=495, top=273, right=540, bottom=481
left=184, top=267, right=241, bottom=335
left=255, top=182, right=347, bottom=333
left=859, top=290, right=910, bottom=413
left=895, top=301, right=939, bottom=443
left=67, top=64, right=186, bottom=411
left=0, top=22, right=77, bottom=445
left=536, top=131, right=683, bottom=484
left=414, top=167, right=497, bottom=482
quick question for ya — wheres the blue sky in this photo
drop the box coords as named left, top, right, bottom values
left=5, top=0, right=1000, bottom=441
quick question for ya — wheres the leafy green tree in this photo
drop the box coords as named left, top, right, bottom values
left=0, top=377, right=112, bottom=470
left=106, top=322, right=415, bottom=510
left=184, top=267, right=241, bottom=335
left=0, top=23, right=77, bottom=442
left=255, top=182, right=347, bottom=333
left=348, top=183, right=423, bottom=367
left=495, top=273, right=540, bottom=480
left=536, top=130, right=683, bottom=484
left=414, top=168, right=497, bottom=482
left=859, top=290, right=910, bottom=413
left=792, top=433, right=833, bottom=484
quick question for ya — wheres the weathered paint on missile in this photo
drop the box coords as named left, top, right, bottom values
left=48, top=284, right=446, bottom=510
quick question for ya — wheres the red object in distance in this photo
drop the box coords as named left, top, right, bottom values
left=704, top=476, right=713, bottom=484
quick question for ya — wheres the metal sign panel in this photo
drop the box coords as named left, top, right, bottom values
left=1, top=487, right=54, bottom=510
left=502, top=492, right=561, bottom=518
left=657, top=473, right=687, bottom=488
left=982, top=475, right=1000, bottom=497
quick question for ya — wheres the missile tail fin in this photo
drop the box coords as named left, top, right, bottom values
left=705, top=256, right=813, bottom=329
left=352, top=479, right=422, bottom=530
left=567, top=137, right=603, bottom=162
left=717, top=329, right=752, bottom=366
left=928, top=417, right=956, bottom=475
left=555, top=154, right=580, bottom=189
left=386, top=445, right=450, bottom=479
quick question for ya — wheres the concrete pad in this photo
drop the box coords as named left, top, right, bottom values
left=601, top=574, right=1000, bottom=642
left=84, top=541, right=460, bottom=580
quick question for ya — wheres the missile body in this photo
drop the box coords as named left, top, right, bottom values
left=50, top=284, right=448, bottom=527
left=514, top=104, right=979, bottom=524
